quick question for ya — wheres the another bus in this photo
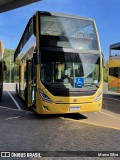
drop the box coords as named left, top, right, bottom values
left=0, top=39, right=4, bottom=97
left=14, top=11, right=104, bottom=114
left=108, top=43, right=120, bottom=93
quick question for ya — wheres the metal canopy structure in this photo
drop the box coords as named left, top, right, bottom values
left=110, top=42, right=120, bottom=50
left=0, top=0, right=41, bottom=13
left=109, top=42, right=120, bottom=57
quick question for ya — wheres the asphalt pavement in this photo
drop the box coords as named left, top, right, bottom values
left=0, top=83, right=120, bottom=160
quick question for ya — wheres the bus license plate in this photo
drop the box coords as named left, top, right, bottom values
left=70, top=106, right=80, bottom=111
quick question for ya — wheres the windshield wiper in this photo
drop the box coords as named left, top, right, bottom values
left=91, top=83, right=99, bottom=88
left=85, top=83, right=99, bottom=88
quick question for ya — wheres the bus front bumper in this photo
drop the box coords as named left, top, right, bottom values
left=36, top=99, right=102, bottom=114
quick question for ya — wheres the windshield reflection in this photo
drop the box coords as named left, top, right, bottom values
left=40, top=15, right=99, bottom=50
left=41, top=52, right=100, bottom=89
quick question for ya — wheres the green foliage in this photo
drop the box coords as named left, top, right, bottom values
left=3, top=49, right=15, bottom=82
left=103, top=61, right=108, bottom=82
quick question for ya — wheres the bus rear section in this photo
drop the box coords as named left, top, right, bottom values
left=14, top=11, right=104, bottom=114
left=109, top=43, right=120, bottom=93
left=0, top=40, right=4, bottom=97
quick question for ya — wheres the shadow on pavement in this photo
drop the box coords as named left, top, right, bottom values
left=103, top=93, right=120, bottom=114
left=34, top=113, right=87, bottom=120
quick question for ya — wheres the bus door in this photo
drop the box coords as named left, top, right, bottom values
left=26, top=58, right=36, bottom=107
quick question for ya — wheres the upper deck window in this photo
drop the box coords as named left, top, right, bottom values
left=40, top=15, right=99, bottom=50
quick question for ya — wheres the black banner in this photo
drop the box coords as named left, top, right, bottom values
left=0, top=151, right=120, bottom=158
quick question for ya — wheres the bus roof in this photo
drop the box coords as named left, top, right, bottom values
left=38, top=11, right=94, bottom=21
left=110, top=42, right=120, bottom=50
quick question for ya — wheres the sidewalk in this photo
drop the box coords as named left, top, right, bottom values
left=3, top=83, right=15, bottom=91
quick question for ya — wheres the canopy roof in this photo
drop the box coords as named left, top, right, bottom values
left=0, top=0, right=41, bottom=13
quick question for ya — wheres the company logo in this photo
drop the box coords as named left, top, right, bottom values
left=73, top=98, right=77, bottom=102
left=1, top=152, right=10, bottom=157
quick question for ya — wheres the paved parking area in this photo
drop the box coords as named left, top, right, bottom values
left=0, top=83, right=120, bottom=159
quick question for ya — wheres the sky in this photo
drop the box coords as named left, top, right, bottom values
left=0, top=0, right=120, bottom=60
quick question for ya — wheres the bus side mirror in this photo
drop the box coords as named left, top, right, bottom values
left=3, top=61, right=7, bottom=71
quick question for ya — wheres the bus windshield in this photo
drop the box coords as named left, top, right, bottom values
left=40, top=15, right=99, bottom=50
left=41, top=52, right=100, bottom=89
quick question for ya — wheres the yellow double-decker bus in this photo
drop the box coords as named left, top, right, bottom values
left=14, top=11, right=104, bottom=114
left=108, top=43, right=120, bottom=93
left=0, top=39, right=4, bottom=97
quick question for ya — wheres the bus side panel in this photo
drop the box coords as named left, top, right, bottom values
left=109, top=58, right=120, bottom=93
left=108, top=76, right=119, bottom=92
left=14, top=35, right=36, bottom=102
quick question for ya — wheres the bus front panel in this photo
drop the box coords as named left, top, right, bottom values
left=34, top=12, right=103, bottom=114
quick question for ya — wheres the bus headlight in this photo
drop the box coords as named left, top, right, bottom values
left=94, top=90, right=103, bottom=102
left=39, top=89, right=53, bottom=103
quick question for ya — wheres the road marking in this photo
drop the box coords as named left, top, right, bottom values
left=0, top=105, right=34, bottom=114
left=5, top=116, right=21, bottom=121
left=0, top=105, right=23, bottom=111
left=61, top=117, right=120, bottom=131
left=104, top=97, right=120, bottom=102
left=7, top=91, right=22, bottom=111
left=79, top=120, right=120, bottom=131
left=100, top=111, right=120, bottom=120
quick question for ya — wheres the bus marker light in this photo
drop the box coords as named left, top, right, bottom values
left=43, top=106, right=49, bottom=110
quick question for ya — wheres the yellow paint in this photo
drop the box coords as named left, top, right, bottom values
left=0, top=40, right=4, bottom=57
left=60, top=117, right=120, bottom=131
left=109, top=57, right=120, bottom=68
left=100, top=111, right=120, bottom=120
left=35, top=80, right=103, bottom=114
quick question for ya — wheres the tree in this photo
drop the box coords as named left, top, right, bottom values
left=3, top=49, right=15, bottom=82
left=103, top=61, right=108, bottom=82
